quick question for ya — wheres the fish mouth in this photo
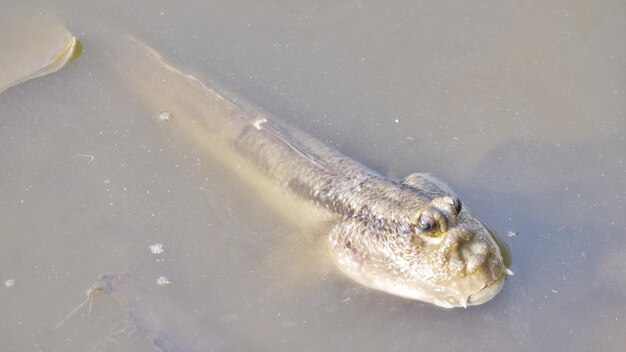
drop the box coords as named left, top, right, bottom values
left=466, top=273, right=507, bottom=306
left=429, top=271, right=508, bottom=308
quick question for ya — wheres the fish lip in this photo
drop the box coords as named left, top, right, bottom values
left=430, top=271, right=507, bottom=308
left=466, top=273, right=507, bottom=306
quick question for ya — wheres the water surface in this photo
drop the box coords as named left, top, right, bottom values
left=1, top=1, right=624, bottom=351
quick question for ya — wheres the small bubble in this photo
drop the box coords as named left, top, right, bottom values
left=157, top=276, right=171, bottom=286
left=158, top=111, right=173, bottom=121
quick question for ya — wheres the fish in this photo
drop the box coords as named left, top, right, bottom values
left=114, top=35, right=511, bottom=308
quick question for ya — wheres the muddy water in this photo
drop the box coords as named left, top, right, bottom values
left=1, top=1, right=625, bottom=351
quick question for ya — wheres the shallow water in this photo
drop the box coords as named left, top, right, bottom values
left=1, top=1, right=625, bottom=351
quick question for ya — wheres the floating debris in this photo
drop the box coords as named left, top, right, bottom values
left=70, top=153, right=95, bottom=165
left=56, top=273, right=234, bottom=351
left=158, top=111, right=174, bottom=121
left=157, top=276, right=171, bottom=286
left=507, top=231, right=519, bottom=238
left=0, top=17, right=79, bottom=94
left=149, top=243, right=164, bottom=254
left=5, top=279, right=16, bottom=287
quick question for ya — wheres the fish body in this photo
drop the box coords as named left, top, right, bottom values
left=123, top=36, right=510, bottom=308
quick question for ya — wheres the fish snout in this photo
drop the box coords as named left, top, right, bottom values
left=439, top=227, right=502, bottom=277
left=440, top=226, right=475, bottom=253
left=447, top=227, right=505, bottom=285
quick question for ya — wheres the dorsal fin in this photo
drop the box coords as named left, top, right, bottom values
left=401, top=173, right=457, bottom=198
left=252, top=117, right=326, bottom=169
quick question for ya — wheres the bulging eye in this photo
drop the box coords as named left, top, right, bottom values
left=449, top=197, right=462, bottom=214
left=411, top=207, right=448, bottom=236
left=417, top=214, right=437, bottom=232
left=440, top=196, right=462, bottom=215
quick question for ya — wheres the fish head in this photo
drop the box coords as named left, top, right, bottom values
left=328, top=179, right=511, bottom=308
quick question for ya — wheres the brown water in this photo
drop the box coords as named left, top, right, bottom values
left=1, top=1, right=625, bottom=351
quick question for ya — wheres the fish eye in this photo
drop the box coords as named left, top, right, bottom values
left=411, top=207, right=448, bottom=236
left=417, top=214, right=437, bottom=233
